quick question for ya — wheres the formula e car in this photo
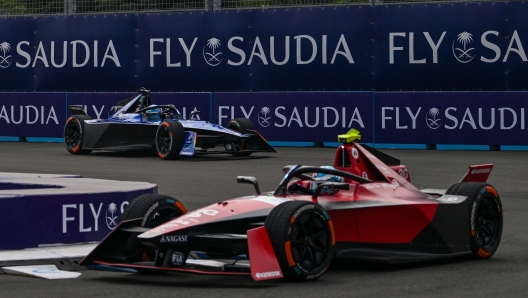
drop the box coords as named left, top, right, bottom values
left=63, top=88, right=275, bottom=159
left=81, top=129, right=503, bottom=281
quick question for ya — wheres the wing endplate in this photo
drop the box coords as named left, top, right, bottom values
left=247, top=226, right=283, bottom=281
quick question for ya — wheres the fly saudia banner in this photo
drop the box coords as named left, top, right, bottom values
left=1, top=2, right=527, bottom=92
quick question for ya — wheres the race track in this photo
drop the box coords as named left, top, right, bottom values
left=1, top=142, right=527, bottom=298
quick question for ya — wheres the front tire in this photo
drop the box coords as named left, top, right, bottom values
left=64, top=115, right=92, bottom=155
left=155, top=121, right=186, bottom=160
left=227, top=118, right=255, bottom=157
left=120, top=194, right=187, bottom=260
left=446, top=182, right=503, bottom=259
left=265, top=201, right=335, bottom=281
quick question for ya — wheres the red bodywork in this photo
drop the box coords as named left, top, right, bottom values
left=82, top=141, right=492, bottom=281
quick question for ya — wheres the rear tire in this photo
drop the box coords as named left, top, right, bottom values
left=120, top=194, right=187, bottom=261
left=64, top=115, right=92, bottom=155
left=227, top=118, right=255, bottom=157
left=446, top=182, right=503, bottom=259
left=265, top=201, right=335, bottom=281
left=155, top=121, right=186, bottom=160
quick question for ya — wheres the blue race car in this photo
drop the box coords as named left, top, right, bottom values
left=63, top=88, right=275, bottom=159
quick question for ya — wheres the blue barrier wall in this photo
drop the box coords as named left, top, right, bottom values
left=0, top=173, right=157, bottom=249
left=1, top=3, right=528, bottom=92
left=1, top=91, right=527, bottom=146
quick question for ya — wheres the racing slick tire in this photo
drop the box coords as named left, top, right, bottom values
left=446, top=182, right=503, bottom=260
left=265, top=201, right=335, bottom=281
left=120, top=194, right=187, bottom=261
left=227, top=118, right=255, bottom=157
left=155, top=121, right=186, bottom=160
left=63, top=115, right=92, bottom=155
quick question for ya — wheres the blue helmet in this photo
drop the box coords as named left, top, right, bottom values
left=145, top=106, right=161, bottom=121
left=310, top=166, right=344, bottom=194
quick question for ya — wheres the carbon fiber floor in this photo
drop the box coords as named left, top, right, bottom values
left=0, top=142, right=527, bottom=298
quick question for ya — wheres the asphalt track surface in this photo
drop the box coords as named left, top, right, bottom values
left=0, top=142, right=527, bottom=298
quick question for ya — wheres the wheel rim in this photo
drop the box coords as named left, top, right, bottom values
left=290, top=211, right=331, bottom=271
left=157, top=125, right=171, bottom=155
left=64, top=121, right=81, bottom=149
left=476, top=196, right=501, bottom=249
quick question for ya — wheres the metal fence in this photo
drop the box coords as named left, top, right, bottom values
left=0, top=0, right=510, bottom=16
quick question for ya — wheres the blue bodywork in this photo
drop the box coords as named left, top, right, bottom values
left=68, top=91, right=275, bottom=156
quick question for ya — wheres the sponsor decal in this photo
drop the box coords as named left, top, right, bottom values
left=0, top=41, right=12, bottom=68
left=426, top=107, right=441, bottom=129
left=452, top=32, right=475, bottom=63
left=391, top=179, right=399, bottom=188
left=351, top=147, right=359, bottom=159
left=362, top=171, right=369, bottom=179
left=160, top=234, right=188, bottom=243
left=293, top=204, right=315, bottom=219
left=471, top=201, right=477, bottom=231
left=438, top=196, right=460, bottom=203
left=0, top=39, right=120, bottom=69
left=149, top=209, right=220, bottom=233
left=179, top=151, right=194, bottom=156
left=255, top=271, right=281, bottom=279
left=203, top=37, right=223, bottom=67
left=0, top=105, right=59, bottom=125
left=390, top=30, right=528, bottom=65
left=306, top=268, right=327, bottom=280
left=258, top=107, right=272, bottom=127
left=142, top=202, right=159, bottom=227
left=171, top=251, right=185, bottom=266
left=376, top=165, right=390, bottom=174
left=105, top=202, right=119, bottom=230
left=363, top=183, right=396, bottom=190
left=218, top=105, right=365, bottom=128
left=382, top=106, right=527, bottom=131
left=398, top=168, right=409, bottom=180
left=62, top=201, right=128, bottom=233
left=471, top=168, right=492, bottom=174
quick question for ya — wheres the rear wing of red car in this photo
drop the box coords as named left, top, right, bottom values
left=459, top=164, right=494, bottom=183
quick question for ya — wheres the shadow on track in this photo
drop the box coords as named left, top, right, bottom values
left=88, top=272, right=281, bottom=289
left=328, top=255, right=474, bottom=273
left=87, top=150, right=276, bottom=162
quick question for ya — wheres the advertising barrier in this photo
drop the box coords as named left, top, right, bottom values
left=0, top=173, right=157, bottom=249
left=0, top=92, right=211, bottom=138
left=0, top=93, right=66, bottom=138
left=373, top=2, right=509, bottom=91
left=1, top=3, right=528, bottom=92
left=212, top=92, right=374, bottom=143
left=1, top=91, right=528, bottom=146
left=375, top=92, right=528, bottom=145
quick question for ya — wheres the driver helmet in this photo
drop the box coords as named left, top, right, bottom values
left=310, top=166, right=344, bottom=194
left=145, top=105, right=161, bottom=121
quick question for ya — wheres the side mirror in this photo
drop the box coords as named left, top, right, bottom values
left=237, top=176, right=261, bottom=195
left=312, top=182, right=349, bottom=202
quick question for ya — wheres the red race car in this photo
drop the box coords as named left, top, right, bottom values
left=81, top=129, right=503, bottom=281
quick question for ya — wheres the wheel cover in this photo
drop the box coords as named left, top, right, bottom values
left=290, top=211, right=331, bottom=271
left=476, top=196, right=501, bottom=249
left=157, top=126, right=171, bottom=155
left=64, top=121, right=81, bottom=149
